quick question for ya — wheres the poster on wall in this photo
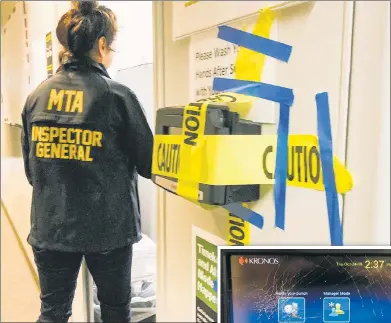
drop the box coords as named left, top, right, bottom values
left=189, top=18, right=277, bottom=124
left=193, top=226, right=225, bottom=323
left=46, top=31, right=53, bottom=77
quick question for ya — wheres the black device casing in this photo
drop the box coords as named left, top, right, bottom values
left=152, top=105, right=261, bottom=206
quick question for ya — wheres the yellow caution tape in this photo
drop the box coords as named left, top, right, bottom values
left=197, top=92, right=255, bottom=118
left=176, top=102, right=208, bottom=200
left=227, top=202, right=251, bottom=246
left=227, top=8, right=274, bottom=244
left=45, top=32, right=52, bottom=42
left=152, top=134, right=353, bottom=193
left=234, top=8, right=275, bottom=82
left=184, top=1, right=199, bottom=7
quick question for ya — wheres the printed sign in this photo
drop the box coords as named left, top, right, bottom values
left=193, top=226, right=225, bottom=323
left=46, top=31, right=53, bottom=77
left=189, top=21, right=277, bottom=124
left=196, top=236, right=218, bottom=322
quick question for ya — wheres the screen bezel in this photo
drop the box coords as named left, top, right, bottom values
left=220, top=248, right=391, bottom=323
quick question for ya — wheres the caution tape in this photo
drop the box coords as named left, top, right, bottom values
left=227, top=209, right=251, bottom=246
left=226, top=9, right=275, bottom=243
left=214, top=10, right=296, bottom=231
left=234, top=8, right=275, bottom=82
left=176, top=102, right=208, bottom=201
left=153, top=134, right=353, bottom=192
left=184, top=1, right=199, bottom=7
left=197, top=92, right=255, bottom=118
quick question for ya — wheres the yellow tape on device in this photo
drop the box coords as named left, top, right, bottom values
left=176, top=102, right=208, bottom=201
left=152, top=133, right=353, bottom=194
left=197, top=92, right=255, bottom=118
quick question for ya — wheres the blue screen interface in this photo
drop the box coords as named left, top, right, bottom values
left=230, top=254, right=391, bottom=323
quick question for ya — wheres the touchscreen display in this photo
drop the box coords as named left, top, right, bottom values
left=230, top=254, right=391, bottom=323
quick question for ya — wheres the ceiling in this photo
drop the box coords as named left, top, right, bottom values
left=1, top=1, right=18, bottom=28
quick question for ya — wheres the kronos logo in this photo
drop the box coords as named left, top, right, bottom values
left=239, top=256, right=279, bottom=265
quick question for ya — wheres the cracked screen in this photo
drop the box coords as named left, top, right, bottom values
left=230, top=254, right=391, bottom=323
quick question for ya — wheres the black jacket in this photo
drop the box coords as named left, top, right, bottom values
left=21, top=57, right=153, bottom=253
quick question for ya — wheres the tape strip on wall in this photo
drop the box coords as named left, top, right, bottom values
left=274, top=103, right=291, bottom=230
left=227, top=208, right=251, bottom=246
left=212, top=79, right=294, bottom=230
left=226, top=9, right=275, bottom=244
left=316, top=92, right=343, bottom=246
left=217, top=25, right=292, bottom=63
left=216, top=17, right=293, bottom=231
left=224, top=203, right=264, bottom=229
left=213, top=78, right=294, bottom=106
left=234, top=8, right=276, bottom=82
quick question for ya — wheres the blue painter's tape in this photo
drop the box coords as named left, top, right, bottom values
left=213, top=78, right=294, bottom=106
left=316, top=92, right=343, bottom=246
left=218, top=25, right=292, bottom=62
left=212, top=280, right=217, bottom=292
left=274, top=103, right=291, bottom=230
left=213, top=77, right=294, bottom=231
left=223, top=203, right=264, bottom=229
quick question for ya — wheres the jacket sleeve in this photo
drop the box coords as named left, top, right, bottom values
left=121, top=89, right=154, bottom=179
left=21, top=100, right=33, bottom=186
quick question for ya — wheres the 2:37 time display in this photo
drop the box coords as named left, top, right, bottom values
left=365, top=260, right=388, bottom=269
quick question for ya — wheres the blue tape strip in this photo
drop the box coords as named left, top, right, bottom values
left=316, top=92, right=343, bottom=246
left=223, top=203, right=264, bottom=229
left=274, top=103, right=291, bottom=230
left=213, top=78, right=293, bottom=230
left=212, top=280, right=217, bottom=292
left=218, top=25, right=292, bottom=62
left=213, top=78, right=294, bottom=106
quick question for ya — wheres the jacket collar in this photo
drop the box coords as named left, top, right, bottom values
left=56, top=56, right=111, bottom=79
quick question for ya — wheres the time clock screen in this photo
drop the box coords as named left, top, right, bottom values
left=229, top=254, right=391, bottom=323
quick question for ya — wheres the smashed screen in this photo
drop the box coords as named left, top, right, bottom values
left=230, top=254, right=391, bottom=323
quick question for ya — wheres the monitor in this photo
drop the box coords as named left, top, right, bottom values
left=220, top=248, right=391, bottom=323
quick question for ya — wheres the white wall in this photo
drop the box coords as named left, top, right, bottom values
left=373, top=2, right=390, bottom=244
left=153, top=1, right=390, bottom=321
left=1, top=2, right=28, bottom=157
left=116, top=64, right=157, bottom=241
left=1, top=1, right=69, bottom=157
left=343, top=1, right=390, bottom=245
left=100, top=1, right=153, bottom=78
left=27, top=1, right=69, bottom=91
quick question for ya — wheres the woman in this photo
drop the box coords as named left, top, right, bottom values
left=21, top=1, right=153, bottom=322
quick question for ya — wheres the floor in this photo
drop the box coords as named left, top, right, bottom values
left=1, top=157, right=157, bottom=322
left=1, top=203, right=40, bottom=322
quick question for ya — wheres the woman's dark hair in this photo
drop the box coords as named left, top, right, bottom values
left=57, top=0, right=117, bottom=62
